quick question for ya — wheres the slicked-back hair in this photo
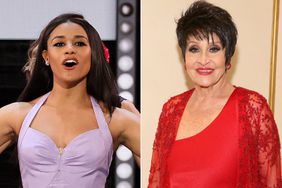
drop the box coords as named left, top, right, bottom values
left=176, top=0, right=238, bottom=64
left=18, top=13, right=120, bottom=114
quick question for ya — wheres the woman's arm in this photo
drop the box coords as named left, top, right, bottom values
left=110, top=108, right=140, bottom=166
left=0, top=104, right=19, bottom=154
left=257, top=100, right=281, bottom=187
left=148, top=135, right=161, bottom=188
left=0, top=102, right=31, bottom=154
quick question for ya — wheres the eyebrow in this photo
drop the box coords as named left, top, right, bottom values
left=50, top=35, right=88, bottom=42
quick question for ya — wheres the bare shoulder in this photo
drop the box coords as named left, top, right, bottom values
left=121, top=100, right=140, bottom=116
left=113, top=107, right=139, bottom=121
left=109, top=108, right=140, bottom=130
left=0, top=102, right=33, bottom=117
left=0, top=101, right=34, bottom=134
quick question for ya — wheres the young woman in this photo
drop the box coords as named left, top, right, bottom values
left=0, top=13, right=140, bottom=187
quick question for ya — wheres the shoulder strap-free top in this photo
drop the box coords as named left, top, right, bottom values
left=18, top=93, right=113, bottom=188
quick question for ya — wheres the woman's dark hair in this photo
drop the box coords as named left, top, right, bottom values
left=18, top=13, right=120, bottom=114
left=176, top=0, right=238, bottom=64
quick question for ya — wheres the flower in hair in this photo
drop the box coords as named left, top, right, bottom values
left=102, top=43, right=110, bottom=63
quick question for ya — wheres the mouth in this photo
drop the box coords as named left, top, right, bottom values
left=63, top=59, right=78, bottom=68
left=197, top=69, right=213, bottom=73
left=196, top=68, right=214, bottom=74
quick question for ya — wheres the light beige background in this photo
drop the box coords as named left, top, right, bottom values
left=276, top=0, right=282, bottom=139
left=142, top=0, right=281, bottom=187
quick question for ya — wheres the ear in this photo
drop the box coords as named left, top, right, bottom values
left=42, top=50, right=49, bottom=62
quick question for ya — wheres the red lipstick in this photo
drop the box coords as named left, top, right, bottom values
left=196, top=67, right=214, bottom=75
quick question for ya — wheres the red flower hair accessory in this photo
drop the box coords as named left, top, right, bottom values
left=102, top=43, right=110, bottom=63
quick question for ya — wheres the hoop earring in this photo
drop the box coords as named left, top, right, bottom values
left=45, top=61, right=49, bottom=66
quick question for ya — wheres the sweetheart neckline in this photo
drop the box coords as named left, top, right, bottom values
left=28, top=127, right=100, bottom=153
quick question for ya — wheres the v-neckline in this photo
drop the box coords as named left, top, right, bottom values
left=175, top=87, right=237, bottom=142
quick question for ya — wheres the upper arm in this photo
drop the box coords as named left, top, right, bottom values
left=0, top=104, right=19, bottom=154
left=148, top=132, right=161, bottom=188
left=111, top=108, right=140, bottom=158
left=148, top=103, right=168, bottom=188
left=0, top=102, right=31, bottom=154
left=120, top=109, right=140, bottom=157
left=257, top=100, right=281, bottom=186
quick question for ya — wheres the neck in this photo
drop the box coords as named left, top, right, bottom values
left=47, top=79, right=91, bottom=108
left=193, top=77, right=234, bottom=100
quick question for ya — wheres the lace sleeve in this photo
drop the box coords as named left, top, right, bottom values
left=257, top=99, right=281, bottom=187
left=148, top=91, right=192, bottom=188
left=148, top=108, right=164, bottom=188
left=148, top=137, right=160, bottom=188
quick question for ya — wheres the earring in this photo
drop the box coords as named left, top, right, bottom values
left=45, top=61, right=49, bottom=66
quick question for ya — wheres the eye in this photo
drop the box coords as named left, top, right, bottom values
left=53, top=42, right=64, bottom=47
left=188, top=46, right=199, bottom=53
left=75, top=41, right=87, bottom=46
left=209, top=46, right=221, bottom=53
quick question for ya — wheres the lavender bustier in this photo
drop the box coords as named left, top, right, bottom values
left=17, top=93, right=113, bottom=188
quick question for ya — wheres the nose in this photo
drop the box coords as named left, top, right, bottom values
left=64, top=43, right=75, bottom=55
left=198, top=51, right=210, bottom=66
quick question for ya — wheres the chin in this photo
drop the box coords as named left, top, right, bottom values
left=193, top=80, right=213, bottom=88
left=198, top=85, right=212, bottom=88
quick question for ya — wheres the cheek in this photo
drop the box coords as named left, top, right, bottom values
left=84, top=48, right=92, bottom=62
left=216, top=53, right=226, bottom=66
left=79, top=49, right=91, bottom=65
left=84, top=50, right=92, bottom=70
left=87, top=54, right=92, bottom=69
left=185, top=61, right=194, bottom=78
left=184, top=56, right=194, bottom=70
left=216, top=57, right=226, bottom=69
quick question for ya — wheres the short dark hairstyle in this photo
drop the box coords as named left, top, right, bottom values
left=176, top=0, right=238, bottom=64
left=18, top=13, right=120, bottom=114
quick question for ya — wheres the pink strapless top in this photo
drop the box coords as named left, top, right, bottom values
left=17, top=93, right=113, bottom=188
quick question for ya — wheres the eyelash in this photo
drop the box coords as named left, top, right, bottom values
left=209, top=46, right=221, bottom=53
left=75, top=42, right=86, bottom=46
left=53, top=42, right=64, bottom=47
left=187, top=46, right=221, bottom=53
left=53, top=42, right=87, bottom=47
left=188, top=47, right=199, bottom=53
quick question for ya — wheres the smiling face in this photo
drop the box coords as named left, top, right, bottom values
left=185, top=34, right=227, bottom=89
left=42, top=22, right=91, bottom=87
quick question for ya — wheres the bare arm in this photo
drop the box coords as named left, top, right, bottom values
left=0, top=104, right=18, bottom=154
left=0, top=102, right=32, bottom=154
left=121, top=100, right=140, bottom=117
left=110, top=108, right=140, bottom=167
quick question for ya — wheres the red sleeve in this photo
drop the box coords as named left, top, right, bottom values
left=148, top=104, right=166, bottom=188
left=257, top=99, right=281, bottom=187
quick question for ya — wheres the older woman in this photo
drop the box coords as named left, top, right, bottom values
left=148, top=1, right=281, bottom=187
left=0, top=13, right=140, bottom=187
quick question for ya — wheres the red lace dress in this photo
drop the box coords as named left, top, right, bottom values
left=167, top=89, right=238, bottom=187
left=148, top=87, right=281, bottom=188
